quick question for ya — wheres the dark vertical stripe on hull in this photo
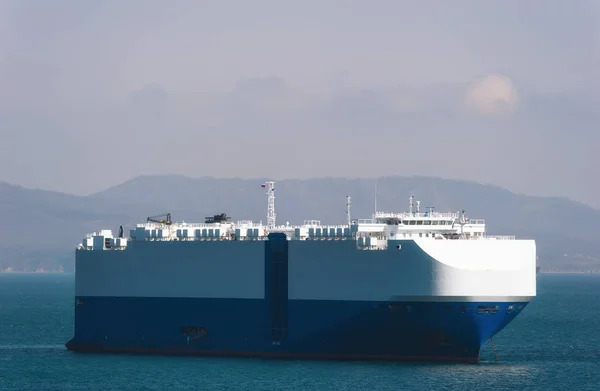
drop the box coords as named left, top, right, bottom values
left=265, top=233, right=289, bottom=344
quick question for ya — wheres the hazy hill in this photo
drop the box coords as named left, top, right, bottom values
left=0, top=181, right=210, bottom=272
left=1, top=175, right=599, bottom=272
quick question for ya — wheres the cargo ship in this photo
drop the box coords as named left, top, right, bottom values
left=65, top=182, right=537, bottom=362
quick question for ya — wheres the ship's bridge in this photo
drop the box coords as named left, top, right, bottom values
left=373, top=210, right=486, bottom=240
left=374, top=211, right=461, bottom=227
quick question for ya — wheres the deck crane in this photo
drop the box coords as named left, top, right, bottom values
left=146, top=213, right=172, bottom=225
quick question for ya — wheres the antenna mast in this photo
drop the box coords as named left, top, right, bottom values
left=346, top=195, right=352, bottom=226
left=374, top=181, right=378, bottom=215
left=263, top=181, right=276, bottom=230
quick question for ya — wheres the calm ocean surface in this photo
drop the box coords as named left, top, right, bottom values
left=0, top=273, right=599, bottom=390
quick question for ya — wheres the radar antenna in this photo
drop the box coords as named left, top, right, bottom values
left=262, top=181, right=276, bottom=230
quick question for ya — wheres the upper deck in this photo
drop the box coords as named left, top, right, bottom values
left=76, top=185, right=516, bottom=252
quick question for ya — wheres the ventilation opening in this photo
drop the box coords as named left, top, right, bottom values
left=181, top=326, right=208, bottom=337
left=477, top=305, right=499, bottom=314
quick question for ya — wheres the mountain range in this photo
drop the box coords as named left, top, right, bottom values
left=1, top=175, right=598, bottom=272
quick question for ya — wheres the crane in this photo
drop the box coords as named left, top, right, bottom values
left=146, top=213, right=172, bottom=225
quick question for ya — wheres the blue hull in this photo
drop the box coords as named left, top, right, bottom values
left=65, top=297, right=528, bottom=362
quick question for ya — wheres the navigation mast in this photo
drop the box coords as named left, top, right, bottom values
left=346, top=195, right=352, bottom=226
left=263, top=181, right=276, bottom=230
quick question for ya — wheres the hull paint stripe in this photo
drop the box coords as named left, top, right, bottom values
left=388, top=295, right=535, bottom=303
left=71, top=295, right=535, bottom=302
left=65, top=344, right=480, bottom=363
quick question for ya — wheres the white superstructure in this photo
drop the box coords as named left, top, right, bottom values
left=77, top=186, right=512, bottom=252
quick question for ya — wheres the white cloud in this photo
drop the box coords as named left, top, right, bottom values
left=465, top=74, right=519, bottom=115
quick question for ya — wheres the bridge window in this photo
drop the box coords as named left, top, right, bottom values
left=424, top=220, right=431, bottom=225
left=432, top=221, right=439, bottom=225
left=416, top=221, right=423, bottom=225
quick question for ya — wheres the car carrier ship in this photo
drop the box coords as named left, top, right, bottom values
left=65, top=181, right=537, bottom=362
